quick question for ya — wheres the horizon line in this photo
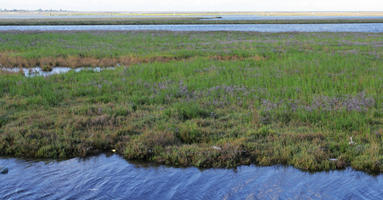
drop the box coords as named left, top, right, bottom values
left=1, top=10, right=383, bottom=12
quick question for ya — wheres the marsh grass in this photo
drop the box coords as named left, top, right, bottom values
left=0, top=31, right=383, bottom=173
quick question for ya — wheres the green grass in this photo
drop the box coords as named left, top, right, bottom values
left=1, top=31, right=383, bottom=174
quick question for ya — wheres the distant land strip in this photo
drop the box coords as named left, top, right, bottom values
left=2, top=18, right=383, bottom=26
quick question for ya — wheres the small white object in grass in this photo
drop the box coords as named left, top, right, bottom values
left=212, top=146, right=222, bottom=150
left=349, top=137, right=356, bottom=145
left=329, top=158, right=338, bottom=161
left=112, top=149, right=116, bottom=153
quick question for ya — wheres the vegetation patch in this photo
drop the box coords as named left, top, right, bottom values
left=0, top=31, right=383, bottom=174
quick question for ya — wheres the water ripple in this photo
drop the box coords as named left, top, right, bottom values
left=1, top=154, right=383, bottom=200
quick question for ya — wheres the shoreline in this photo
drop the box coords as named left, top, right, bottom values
left=2, top=18, right=383, bottom=25
left=0, top=153, right=380, bottom=176
left=2, top=11, right=383, bottom=16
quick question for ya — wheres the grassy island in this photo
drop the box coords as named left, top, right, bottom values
left=0, top=31, right=382, bottom=174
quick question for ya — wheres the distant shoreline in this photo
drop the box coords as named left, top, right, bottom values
left=2, top=11, right=383, bottom=16
left=2, top=11, right=383, bottom=25
left=2, top=17, right=383, bottom=25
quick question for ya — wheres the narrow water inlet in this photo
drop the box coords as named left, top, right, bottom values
left=0, top=66, right=115, bottom=77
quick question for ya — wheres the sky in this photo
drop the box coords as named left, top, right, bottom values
left=0, top=0, right=382, bottom=12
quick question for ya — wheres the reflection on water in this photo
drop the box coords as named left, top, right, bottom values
left=1, top=67, right=114, bottom=77
left=1, top=23, right=383, bottom=32
left=0, top=154, right=382, bottom=200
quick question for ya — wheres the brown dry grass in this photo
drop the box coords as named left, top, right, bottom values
left=209, top=55, right=265, bottom=61
left=0, top=54, right=189, bottom=68
left=0, top=53, right=265, bottom=68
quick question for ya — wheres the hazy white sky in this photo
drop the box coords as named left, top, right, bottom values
left=1, top=0, right=382, bottom=12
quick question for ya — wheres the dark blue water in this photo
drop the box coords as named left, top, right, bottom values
left=1, top=154, right=382, bottom=200
left=1, top=23, right=383, bottom=32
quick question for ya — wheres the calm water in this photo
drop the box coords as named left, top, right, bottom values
left=203, top=15, right=383, bottom=21
left=2, top=14, right=383, bottom=20
left=0, top=154, right=382, bottom=200
left=1, top=23, right=383, bottom=32
left=0, top=67, right=114, bottom=77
